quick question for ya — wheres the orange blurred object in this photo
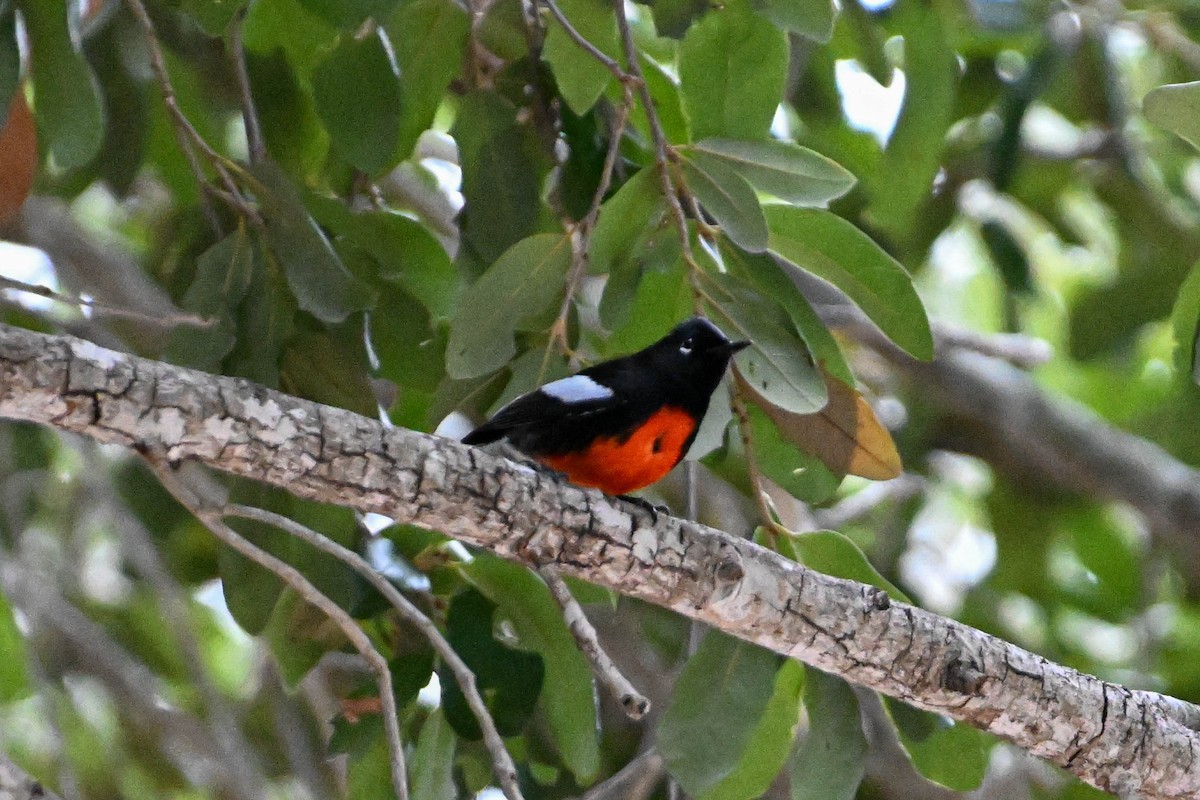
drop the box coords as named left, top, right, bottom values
left=0, top=89, right=37, bottom=225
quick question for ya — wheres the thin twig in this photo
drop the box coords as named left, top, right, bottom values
left=0, top=275, right=215, bottom=328
left=540, top=565, right=649, bottom=719
left=124, top=0, right=250, bottom=217
left=230, top=5, right=266, bottom=165
left=546, top=87, right=635, bottom=366
left=150, top=466, right=411, bottom=800
left=542, top=0, right=630, bottom=81
left=575, top=749, right=665, bottom=800
left=1142, top=11, right=1200, bottom=75
left=728, top=378, right=788, bottom=540
left=112, top=502, right=267, bottom=797
left=222, top=503, right=526, bottom=800
left=612, top=0, right=703, bottom=309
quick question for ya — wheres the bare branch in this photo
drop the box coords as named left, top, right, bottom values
left=0, top=275, right=215, bottom=329
left=541, top=0, right=630, bottom=82
left=3, top=322, right=1200, bottom=797
left=221, top=503, right=525, bottom=800
left=124, top=0, right=251, bottom=219
left=149, top=465, right=411, bottom=800
left=547, top=86, right=634, bottom=364
left=540, top=565, right=649, bottom=719
left=0, top=753, right=65, bottom=800
left=573, top=748, right=664, bottom=800
left=830, top=306, right=1200, bottom=592
left=230, top=6, right=267, bottom=165
left=108, top=496, right=268, bottom=797
left=612, top=0, right=703, bottom=309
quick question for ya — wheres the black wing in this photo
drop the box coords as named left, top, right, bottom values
left=461, top=389, right=567, bottom=445
left=461, top=373, right=629, bottom=449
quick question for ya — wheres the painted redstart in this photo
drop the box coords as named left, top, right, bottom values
left=462, top=317, right=750, bottom=495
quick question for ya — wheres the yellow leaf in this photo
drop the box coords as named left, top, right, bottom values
left=736, top=366, right=901, bottom=481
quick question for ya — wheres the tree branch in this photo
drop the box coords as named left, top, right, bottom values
left=827, top=305, right=1200, bottom=592
left=1, top=322, right=1199, bottom=798
left=0, top=753, right=64, bottom=800
left=148, top=465, right=412, bottom=800
left=540, top=565, right=649, bottom=719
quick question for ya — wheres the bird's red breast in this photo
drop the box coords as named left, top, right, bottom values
left=537, top=406, right=697, bottom=496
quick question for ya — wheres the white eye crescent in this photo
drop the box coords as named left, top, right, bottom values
left=680, top=337, right=695, bottom=354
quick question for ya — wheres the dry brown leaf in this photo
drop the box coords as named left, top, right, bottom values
left=0, top=89, right=36, bottom=225
left=735, top=365, right=902, bottom=481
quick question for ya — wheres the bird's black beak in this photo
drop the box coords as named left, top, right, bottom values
left=724, top=340, right=751, bottom=355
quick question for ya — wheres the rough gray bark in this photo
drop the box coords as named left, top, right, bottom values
left=1, top=322, right=1199, bottom=799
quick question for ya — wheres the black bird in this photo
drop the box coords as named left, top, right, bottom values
left=462, top=317, right=749, bottom=495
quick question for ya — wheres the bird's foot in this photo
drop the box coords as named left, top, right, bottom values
left=618, top=494, right=671, bottom=525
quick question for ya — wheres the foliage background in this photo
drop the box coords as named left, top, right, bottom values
left=4, top=0, right=1200, bottom=798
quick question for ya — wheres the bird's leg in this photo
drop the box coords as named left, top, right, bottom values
left=617, top=494, right=671, bottom=525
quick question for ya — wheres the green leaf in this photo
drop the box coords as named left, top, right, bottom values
left=765, top=206, right=933, bottom=360
left=646, top=0, right=708, bottom=38
left=704, top=659, right=804, bottom=800
left=887, top=700, right=988, bottom=792
left=791, top=530, right=910, bottom=604
left=280, top=329, right=377, bottom=416
left=264, top=588, right=343, bottom=687
left=226, top=237, right=295, bottom=386
left=704, top=271, right=827, bottom=413
left=221, top=481, right=357, bottom=635
left=369, top=286, right=446, bottom=427
left=165, top=228, right=256, bottom=372
left=544, top=0, right=620, bottom=114
left=678, top=7, right=788, bottom=142
left=602, top=259, right=695, bottom=356
left=246, top=50, right=330, bottom=178
left=756, top=0, right=835, bottom=40
left=250, top=160, right=376, bottom=323
left=447, top=233, right=572, bottom=378
left=681, top=156, right=769, bottom=252
left=1171, top=260, right=1200, bottom=384
left=791, top=668, right=866, bottom=800
left=390, top=648, right=436, bottom=709
left=243, top=0, right=339, bottom=75
left=441, top=588, right=544, bottom=739
left=720, top=243, right=852, bottom=385
left=659, top=631, right=794, bottom=798
left=19, top=0, right=105, bottom=169
left=182, top=0, right=244, bottom=35
left=590, top=167, right=667, bottom=275
left=411, top=711, right=457, bottom=800
left=687, top=139, right=855, bottom=207
left=591, top=168, right=675, bottom=327
left=0, top=10, right=18, bottom=129
left=1145, top=81, right=1200, bottom=152
left=454, top=90, right=552, bottom=265
left=298, top=0, right=400, bottom=30
left=744, top=403, right=842, bottom=504
left=864, top=1, right=957, bottom=236
left=346, top=735, right=393, bottom=800
left=310, top=197, right=457, bottom=320
left=0, top=591, right=30, bottom=702
left=466, top=556, right=601, bottom=782
left=311, top=31, right=402, bottom=174
left=389, top=0, right=470, bottom=159
left=633, top=54, right=689, bottom=145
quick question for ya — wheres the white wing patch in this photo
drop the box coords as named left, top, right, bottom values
left=540, top=375, right=614, bottom=404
